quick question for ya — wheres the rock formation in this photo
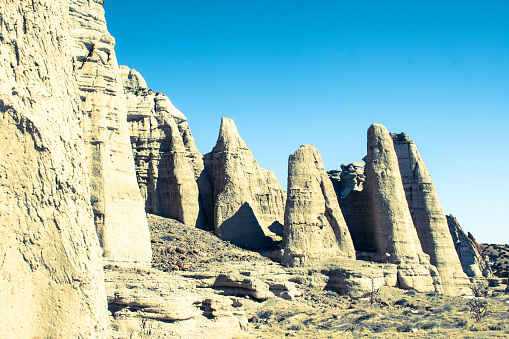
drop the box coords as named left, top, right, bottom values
left=447, top=215, right=492, bottom=278
left=121, top=66, right=205, bottom=227
left=203, top=117, right=286, bottom=248
left=68, top=0, right=151, bottom=262
left=281, top=145, right=356, bottom=266
left=0, top=0, right=107, bottom=336
left=328, top=164, right=375, bottom=253
left=364, top=124, right=436, bottom=292
left=392, top=133, right=471, bottom=295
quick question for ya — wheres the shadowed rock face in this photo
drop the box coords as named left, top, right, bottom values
left=328, top=164, right=375, bottom=253
left=0, top=0, right=107, bottom=336
left=392, top=133, right=471, bottom=296
left=447, top=215, right=492, bottom=278
left=69, top=0, right=151, bottom=263
left=121, top=66, right=203, bottom=227
left=204, top=117, right=286, bottom=248
left=281, top=145, right=356, bottom=267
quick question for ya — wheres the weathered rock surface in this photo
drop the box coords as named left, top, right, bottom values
left=69, top=0, right=151, bottom=262
left=121, top=66, right=207, bottom=227
left=365, top=124, right=428, bottom=265
left=281, top=145, right=356, bottom=267
left=364, top=124, right=438, bottom=293
left=447, top=215, right=492, bottom=278
left=203, top=117, right=286, bottom=248
left=0, top=0, right=107, bottom=336
left=392, top=132, right=470, bottom=296
left=328, top=164, right=375, bottom=252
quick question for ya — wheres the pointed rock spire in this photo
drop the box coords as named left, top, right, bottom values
left=204, top=117, right=286, bottom=248
left=281, top=145, right=356, bottom=267
left=392, top=132, right=471, bottom=295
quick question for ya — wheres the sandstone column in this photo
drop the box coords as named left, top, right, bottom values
left=68, top=0, right=151, bottom=262
left=204, top=117, right=286, bottom=248
left=365, top=124, right=437, bottom=292
left=281, top=145, right=356, bottom=266
left=392, top=133, right=471, bottom=295
left=0, top=0, right=107, bottom=336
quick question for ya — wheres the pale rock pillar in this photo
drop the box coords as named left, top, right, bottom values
left=365, top=124, right=438, bottom=293
left=281, top=145, right=356, bottom=267
left=0, top=0, right=107, bottom=336
left=68, top=0, right=151, bottom=262
left=392, top=133, right=471, bottom=296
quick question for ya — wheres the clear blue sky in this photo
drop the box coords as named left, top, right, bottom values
left=104, top=1, right=509, bottom=244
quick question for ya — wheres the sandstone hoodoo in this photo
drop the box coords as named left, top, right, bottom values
left=392, top=132, right=471, bottom=296
left=122, top=66, right=202, bottom=226
left=364, top=124, right=437, bottom=292
left=447, top=214, right=492, bottom=278
left=203, top=117, right=286, bottom=248
left=69, top=0, right=151, bottom=263
left=281, top=145, right=356, bottom=267
left=1, top=0, right=107, bottom=336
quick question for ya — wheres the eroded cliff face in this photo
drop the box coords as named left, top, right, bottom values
left=121, top=66, right=207, bottom=227
left=281, top=145, right=356, bottom=267
left=447, top=215, right=492, bottom=278
left=204, top=117, right=286, bottom=248
left=0, top=0, right=107, bottom=336
left=392, top=133, right=471, bottom=296
left=68, top=0, right=151, bottom=263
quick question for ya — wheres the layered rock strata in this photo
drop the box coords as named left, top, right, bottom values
left=281, top=145, right=356, bottom=266
left=121, top=66, right=204, bottom=226
left=392, top=133, right=470, bottom=295
left=68, top=0, right=151, bottom=262
left=203, top=117, right=286, bottom=248
left=364, top=124, right=436, bottom=292
left=328, top=164, right=375, bottom=253
left=447, top=215, right=492, bottom=278
left=0, top=0, right=107, bottom=336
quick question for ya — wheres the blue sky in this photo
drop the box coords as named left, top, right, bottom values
left=104, top=1, right=509, bottom=243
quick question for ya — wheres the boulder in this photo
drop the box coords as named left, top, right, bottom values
left=281, top=145, right=356, bottom=267
left=0, top=0, right=107, bottom=336
left=204, top=117, right=286, bottom=248
left=69, top=0, right=151, bottom=263
left=392, top=132, right=471, bottom=296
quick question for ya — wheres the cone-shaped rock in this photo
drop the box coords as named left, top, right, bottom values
left=392, top=133, right=471, bottom=295
left=1, top=0, right=107, bottom=336
left=69, top=1, right=151, bottom=263
left=205, top=117, right=286, bottom=248
left=365, top=124, right=437, bottom=293
left=122, top=66, right=202, bottom=226
left=281, top=145, right=356, bottom=266
left=447, top=215, right=492, bottom=278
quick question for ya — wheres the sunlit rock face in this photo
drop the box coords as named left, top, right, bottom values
left=281, top=145, right=356, bottom=267
left=121, top=66, right=205, bottom=227
left=392, top=132, right=471, bottom=296
left=0, top=0, right=107, bottom=336
left=203, top=117, right=286, bottom=249
left=364, top=124, right=438, bottom=293
left=68, top=0, right=151, bottom=263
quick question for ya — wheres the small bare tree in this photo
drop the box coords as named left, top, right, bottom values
left=467, top=298, right=488, bottom=322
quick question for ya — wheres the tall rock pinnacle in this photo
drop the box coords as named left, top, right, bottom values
left=204, top=117, right=286, bottom=248
left=365, top=124, right=437, bottom=293
left=392, top=133, right=471, bottom=296
left=281, top=145, right=356, bottom=266
left=69, top=1, right=151, bottom=263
